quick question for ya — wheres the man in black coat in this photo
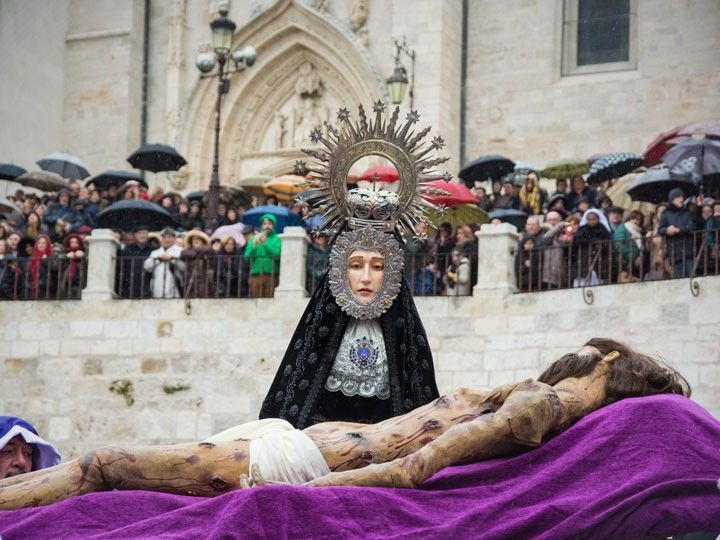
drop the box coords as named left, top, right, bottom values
left=118, top=226, right=153, bottom=298
left=659, top=188, right=697, bottom=278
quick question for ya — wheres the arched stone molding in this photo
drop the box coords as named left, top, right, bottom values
left=177, top=0, right=387, bottom=192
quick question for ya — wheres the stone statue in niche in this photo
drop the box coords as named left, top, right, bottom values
left=294, top=61, right=324, bottom=100
left=168, top=169, right=189, bottom=190
left=349, top=0, right=369, bottom=47
left=275, top=112, right=289, bottom=149
left=290, top=61, right=327, bottom=147
left=292, top=99, right=326, bottom=148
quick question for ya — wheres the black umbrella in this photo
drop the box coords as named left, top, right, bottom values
left=96, top=200, right=175, bottom=231
left=488, top=208, right=528, bottom=230
left=662, top=138, right=720, bottom=179
left=0, top=163, right=27, bottom=181
left=127, top=143, right=187, bottom=173
left=459, top=155, right=515, bottom=187
left=87, top=170, right=148, bottom=190
left=586, top=152, right=644, bottom=184
left=37, top=152, right=91, bottom=180
left=627, top=167, right=698, bottom=204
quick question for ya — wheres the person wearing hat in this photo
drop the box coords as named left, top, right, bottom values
left=143, top=227, right=185, bottom=298
left=244, top=214, right=282, bottom=298
left=659, top=188, right=697, bottom=278
left=0, top=416, right=61, bottom=479
left=181, top=229, right=214, bottom=298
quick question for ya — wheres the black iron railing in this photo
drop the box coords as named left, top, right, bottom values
left=0, top=256, right=87, bottom=301
left=114, top=254, right=279, bottom=299
left=514, top=228, right=720, bottom=292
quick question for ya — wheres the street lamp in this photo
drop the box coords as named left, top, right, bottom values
left=386, top=36, right=415, bottom=109
left=195, top=7, right=257, bottom=232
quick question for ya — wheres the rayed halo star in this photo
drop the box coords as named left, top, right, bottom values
left=297, top=103, right=451, bottom=238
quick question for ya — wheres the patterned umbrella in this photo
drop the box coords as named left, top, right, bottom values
left=627, top=167, right=698, bottom=204
left=0, top=163, right=27, bottom=181
left=586, top=152, right=644, bottom=184
left=662, top=139, right=720, bottom=178
left=459, top=155, right=515, bottom=186
left=127, top=143, right=187, bottom=173
left=37, top=152, right=90, bottom=180
left=15, top=170, right=69, bottom=192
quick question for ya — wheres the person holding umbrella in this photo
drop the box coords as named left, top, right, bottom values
left=659, top=188, right=697, bottom=278
left=244, top=214, right=281, bottom=298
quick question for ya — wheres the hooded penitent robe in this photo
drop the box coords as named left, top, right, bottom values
left=259, top=274, right=439, bottom=428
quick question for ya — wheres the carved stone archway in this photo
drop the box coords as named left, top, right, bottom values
left=177, top=0, right=386, bottom=192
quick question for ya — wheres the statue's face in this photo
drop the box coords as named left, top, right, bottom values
left=347, top=249, right=384, bottom=303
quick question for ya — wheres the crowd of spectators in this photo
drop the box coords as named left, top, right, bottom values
left=509, top=175, right=720, bottom=291
left=2, top=172, right=718, bottom=300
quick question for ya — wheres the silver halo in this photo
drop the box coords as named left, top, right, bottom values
left=328, top=228, right=404, bottom=320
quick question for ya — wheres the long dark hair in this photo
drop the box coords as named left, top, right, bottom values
left=538, top=338, right=690, bottom=404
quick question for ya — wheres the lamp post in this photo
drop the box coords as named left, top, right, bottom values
left=386, top=36, right=415, bottom=109
left=195, top=8, right=256, bottom=232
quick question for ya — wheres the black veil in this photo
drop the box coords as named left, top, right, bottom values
left=259, top=273, right=439, bottom=428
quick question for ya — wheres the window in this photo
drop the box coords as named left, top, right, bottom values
left=562, top=0, right=637, bottom=76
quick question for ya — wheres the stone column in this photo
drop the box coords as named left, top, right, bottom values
left=274, top=226, right=309, bottom=298
left=474, top=223, right=519, bottom=294
left=82, top=228, right=119, bottom=301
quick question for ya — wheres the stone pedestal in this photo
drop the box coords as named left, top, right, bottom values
left=474, top=223, right=519, bottom=295
left=82, top=228, right=119, bottom=301
left=274, top=226, right=309, bottom=299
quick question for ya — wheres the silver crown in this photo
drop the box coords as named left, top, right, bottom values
left=346, top=188, right=400, bottom=232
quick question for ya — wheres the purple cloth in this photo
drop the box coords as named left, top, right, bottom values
left=2, top=394, right=719, bottom=539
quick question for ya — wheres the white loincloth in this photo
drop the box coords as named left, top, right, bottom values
left=205, top=419, right=330, bottom=484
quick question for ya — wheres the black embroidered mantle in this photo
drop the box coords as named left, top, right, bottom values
left=258, top=274, right=439, bottom=428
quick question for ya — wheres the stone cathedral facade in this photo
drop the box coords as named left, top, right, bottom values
left=1, top=0, right=718, bottom=193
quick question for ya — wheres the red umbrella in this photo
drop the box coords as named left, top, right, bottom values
left=642, top=126, right=684, bottom=166
left=360, top=164, right=399, bottom=183
left=677, top=120, right=720, bottom=139
left=423, top=180, right=477, bottom=207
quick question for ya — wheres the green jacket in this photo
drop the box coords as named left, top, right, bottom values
left=244, top=214, right=282, bottom=275
left=612, top=222, right=641, bottom=269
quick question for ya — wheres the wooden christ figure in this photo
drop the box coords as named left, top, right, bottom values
left=0, top=338, right=689, bottom=509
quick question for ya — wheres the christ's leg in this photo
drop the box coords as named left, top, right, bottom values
left=0, top=439, right=250, bottom=510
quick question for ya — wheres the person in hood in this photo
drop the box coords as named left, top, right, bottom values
left=244, top=214, right=281, bottom=298
left=0, top=416, right=61, bottom=479
left=659, top=188, right=697, bottom=278
left=572, top=209, right=612, bottom=286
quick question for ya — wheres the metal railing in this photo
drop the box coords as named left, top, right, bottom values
left=0, top=256, right=87, bottom=301
left=514, top=228, right=720, bottom=292
left=405, top=251, right=476, bottom=297
left=114, top=254, right=279, bottom=299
